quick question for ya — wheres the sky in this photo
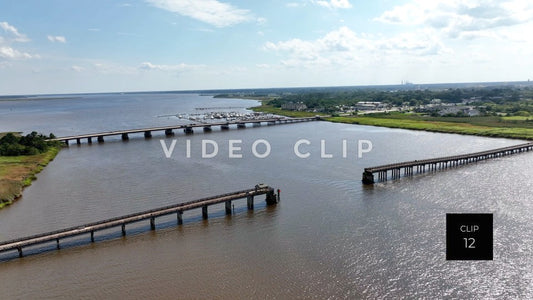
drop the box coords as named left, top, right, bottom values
left=1, top=0, right=533, bottom=95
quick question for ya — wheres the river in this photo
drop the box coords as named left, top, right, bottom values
left=0, top=93, right=531, bottom=299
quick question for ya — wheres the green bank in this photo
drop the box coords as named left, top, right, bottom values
left=0, top=132, right=61, bottom=209
left=251, top=103, right=533, bottom=140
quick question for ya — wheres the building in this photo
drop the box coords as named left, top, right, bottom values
left=281, top=102, right=307, bottom=111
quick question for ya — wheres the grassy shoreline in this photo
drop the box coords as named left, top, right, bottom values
left=251, top=103, right=533, bottom=140
left=0, top=146, right=60, bottom=209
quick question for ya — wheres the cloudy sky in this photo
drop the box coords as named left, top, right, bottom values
left=1, top=0, right=533, bottom=95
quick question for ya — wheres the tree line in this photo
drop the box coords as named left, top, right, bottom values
left=0, top=132, right=59, bottom=156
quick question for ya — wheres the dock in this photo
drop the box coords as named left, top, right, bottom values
left=362, top=142, right=533, bottom=184
left=0, top=185, right=279, bottom=258
left=51, top=116, right=320, bottom=145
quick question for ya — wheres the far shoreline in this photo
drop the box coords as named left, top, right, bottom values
left=247, top=101, right=533, bottom=141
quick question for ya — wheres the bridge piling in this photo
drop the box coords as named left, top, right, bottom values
left=97, top=136, right=104, bottom=143
left=202, top=205, right=208, bottom=219
left=247, top=195, right=254, bottom=210
left=122, top=133, right=129, bottom=140
left=225, top=200, right=232, bottom=214
left=144, top=131, right=152, bottom=138
left=88, top=137, right=92, bottom=144
left=91, top=231, right=94, bottom=242
left=177, top=211, right=183, bottom=225
left=165, top=129, right=173, bottom=136
left=150, top=217, right=155, bottom=230
left=76, top=138, right=81, bottom=145
left=121, top=224, right=126, bottom=236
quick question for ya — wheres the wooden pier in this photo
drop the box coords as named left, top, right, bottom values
left=0, top=185, right=279, bottom=258
left=52, top=116, right=320, bottom=145
left=362, top=142, right=533, bottom=184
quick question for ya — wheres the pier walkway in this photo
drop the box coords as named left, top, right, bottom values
left=362, top=142, right=533, bottom=184
left=51, top=116, right=320, bottom=145
left=0, top=185, right=279, bottom=258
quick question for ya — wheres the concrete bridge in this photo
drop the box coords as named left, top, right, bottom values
left=51, top=116, right=320, bottom=145
left=362, top=142, right=533, bottom=184
left=0, top=185, right=279, bottom=259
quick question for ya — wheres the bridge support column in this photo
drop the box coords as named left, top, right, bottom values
left=76, top=138, right=81, bottom=145
left=88, top=137, right=92, bottom=144
left=97, top=136, right=104, bottom=143
left=237, top=123, right=246, bottom=129
left=202, top=205, right=208, bottom=219
left=122, top=224, right=126, bottom=236
left=203, top=126, right=212, bottom=132
left=17, top=247, right=23, bottom=258
left=121, top=133, right=129, bottom=140
left=184, top=127, right=193, bottom=134
left=91, top=231, right=94, bottom=242
left=221, top=124, right=229, bottom=130
left=144, top=131, right=152, bottom=138
left=265, top=191, right=278, bottom=205
left=56, top=238, right=60, bottom=249
left=150, top=217, right=155, bottom=230
left=362, top=171, right=375, bottom=184
left=225, top=200, right=232, bottom=214
left=64, top=140, right=69, bottom=146
left=165, top=129, right=173, bottom=136
left=253, top=122, right=261, bottom=127
left=177, top=211, right=183, bottom=225
left=247, top=195, right=254, bottom=210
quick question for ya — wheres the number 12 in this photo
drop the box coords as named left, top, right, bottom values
left=463, top=238, right=475, bottom=248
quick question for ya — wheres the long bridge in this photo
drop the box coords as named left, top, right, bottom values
left=362, top=142, right=533, bottom=184
left=0, top=185, right=279, bottom=259
left=51, top=116, right=320, bottom=145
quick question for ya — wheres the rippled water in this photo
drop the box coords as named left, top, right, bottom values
left=0, top=93, right=531, bottom=299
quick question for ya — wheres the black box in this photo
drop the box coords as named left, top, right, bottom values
left=446, top=213, right=493, bottom=260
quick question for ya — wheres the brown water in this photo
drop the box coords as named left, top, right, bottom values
left=0, top=93, right=532, bottom=299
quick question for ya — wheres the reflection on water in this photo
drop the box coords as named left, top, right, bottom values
left=0, top=93, right=531, bottom=299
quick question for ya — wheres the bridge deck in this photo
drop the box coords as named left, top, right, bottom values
left=363, top=141, right=533, bottom=184
left=0, top=186, right=275, bottom=255
left=51, top=117, right=319, bottom=142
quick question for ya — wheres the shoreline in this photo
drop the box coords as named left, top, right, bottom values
left=250, top=103, right=533, bottom=140
left=0, top=146, right=60, bottom=209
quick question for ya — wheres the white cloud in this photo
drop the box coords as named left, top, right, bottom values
left=0, top=22, right=36, bottom=60
left=265, top=26, right=448, bottom=69
left=139, top=61, right=205, bottom=72
left=146, top=0, right=254, bottom=27
left=71, top=65, right=84, bottom=72
left=0, top=21, right=29, bottom=42
left=47, top=35, right=66, bottom=43
left=0, top=46, right=35, bottom=59
left=375, top=0, right=533, bottom=39
left=313, top=0, right=352, bottom=9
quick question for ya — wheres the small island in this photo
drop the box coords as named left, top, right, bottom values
left=0, top=132, right=61, bottom=209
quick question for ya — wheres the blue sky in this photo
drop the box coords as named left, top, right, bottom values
left=1, top=0, right=533, bottom=95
